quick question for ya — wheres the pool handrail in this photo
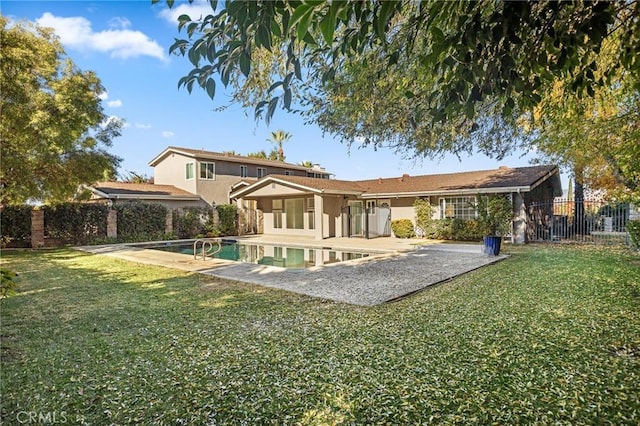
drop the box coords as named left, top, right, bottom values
left=193, top=238, right=222, bottom=260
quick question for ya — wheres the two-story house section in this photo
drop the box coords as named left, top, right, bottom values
left=149, top=146, right=332, bottom=205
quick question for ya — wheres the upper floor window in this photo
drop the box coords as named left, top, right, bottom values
left=200, top=162, right=215, bottom=180
left=285, top=171, right=295, bottom=176
left=185, top=162, right=194, bottom=180
left=257, top=167, right=266, bottom=178
left=440, top=196, right=476, bottom=220
left=240, top=165, right=248, bottom=178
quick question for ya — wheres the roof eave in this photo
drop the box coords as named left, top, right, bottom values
left=361, top=186, right=532, bottom=199
left=107, top=194, right=202, bottom=201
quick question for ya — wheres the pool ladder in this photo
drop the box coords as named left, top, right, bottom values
left=193, top=238, right=222, bottom=261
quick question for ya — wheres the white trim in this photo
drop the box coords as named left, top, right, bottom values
left=199, top=162, right=216, bottom=180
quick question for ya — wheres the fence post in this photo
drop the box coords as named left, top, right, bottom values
left=106, top=209, right=118, bottom=239
left=31, top=209, right=45, bottom=249
left=165, top=210, right=173, bottom=235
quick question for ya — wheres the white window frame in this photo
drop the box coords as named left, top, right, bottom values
left=257, top=167, right=267, bottom=178
left=366, top=200, right=376, bottom=214
left=307, top=197, right=315, bottom=230
left=240, top=165, right=248, bottom=178
left=285, top=170, right=295, bottom=176
left=439, top=196, right=477, bottom=220
left=185, top=162, right=194, bottom=180
left=200, top=162, right=216, bottom=180
left=273, top=199, right=283, bottom=229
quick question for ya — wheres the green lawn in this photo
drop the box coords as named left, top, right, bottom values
left=1, top=245, right=639, bottom=424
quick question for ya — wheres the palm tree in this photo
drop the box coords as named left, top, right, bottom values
left=266, top=130, right=291, bottom=162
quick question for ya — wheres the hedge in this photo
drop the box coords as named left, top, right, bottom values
left=172, top=207, right=215, bottom=239
left=43, top=203, right=109, bottom=245
left=115, top=202, right=168, bottom=242
left=216, top=204, right=238, bottom=236
left=0, top=205, right=33, bottom=247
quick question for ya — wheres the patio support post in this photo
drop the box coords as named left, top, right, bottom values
left=512, top=192, right=527, bottom=244
left=314, top=194, right=324, bottom=240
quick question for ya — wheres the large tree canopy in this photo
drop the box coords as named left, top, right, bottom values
left=0, top=17, right=122, bottom=205
left=161, top=0, right=639, bottom=196
left=519, top=29, right=639, bottom=201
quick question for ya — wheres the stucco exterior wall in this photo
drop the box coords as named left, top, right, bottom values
left=153, top=152, right=197, bottom=195
left=322, top=195, right=344, bottom=238
left=389, top=198, right=416, bottom=223
left=153, top=153, right=318, bottom=206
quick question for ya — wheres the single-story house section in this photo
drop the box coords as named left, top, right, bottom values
left=83, top=182, right=208, bottom=209
left=230, top=165, right=562, bottom=243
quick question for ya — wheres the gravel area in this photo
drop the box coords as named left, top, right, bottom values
left=202, top=247, right=508, bottom=306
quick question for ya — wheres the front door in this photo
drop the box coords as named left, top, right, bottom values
left=349, top=201, right=364, bottom=236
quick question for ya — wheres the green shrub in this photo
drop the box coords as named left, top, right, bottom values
left=414, top=198, right=433, bottom=233
left=627, top=220, right=640, bottom=248
left=0, top=268, right=18, bottom=299
left=0, top=205, right=33, bottom=247
left=418, top=218, right=484, bottom=241
left=391, top=219, right=415, bottom=238
left=475, top=194, right=513, bottom=236
left=216, top=204, right=238, bottom=236
left=173, top=207, right=215, bottom=239
left=116, top=202, right=167, bottom=242
left=43, top=203, right=109, bottom=245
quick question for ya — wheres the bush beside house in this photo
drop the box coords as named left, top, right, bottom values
left=391, top=219, right=415, bottom=238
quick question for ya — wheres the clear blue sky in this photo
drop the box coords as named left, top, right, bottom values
left=4, top=0, right=565, bottom=188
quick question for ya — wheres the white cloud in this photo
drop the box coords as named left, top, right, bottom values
left=158, top=1, right=216, bottom=25
left=108, top=16, right=131, bottom=30
left=35, top=12, right=167, bottom=61
left=162, top=131, right=175, bottom=138
left=135, top=123, right=152, bottom=129
left=98, top=91, right=109, bottom=101
left=107, top=99, right=122, bottom=108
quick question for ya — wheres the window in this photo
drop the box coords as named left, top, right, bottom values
left=240, top=165, right=248, bottom=178
left=366, top=200, right=376, bottom=214
left=307, top=197, right=315, bottom=230
left=185, top=162, right=194, bottom=180
left=200, top=162, right=215, bottom=180
left=285, top=170, right=295, bottom=176
left=440, top=196, right=476, bottom=220
left=257, top=167, right=266, bottom=178
left=285, top=198, right=304, bottom=229
left=273, top=199, right=283, bottom=229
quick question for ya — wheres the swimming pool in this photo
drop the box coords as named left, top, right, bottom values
left=144, top=240, right=371, bottom=269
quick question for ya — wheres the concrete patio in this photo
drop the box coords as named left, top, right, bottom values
left=76, top=236, right=507, bottom=306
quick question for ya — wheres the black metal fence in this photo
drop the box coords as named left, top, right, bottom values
left=527, top=199, right=630, bottom=244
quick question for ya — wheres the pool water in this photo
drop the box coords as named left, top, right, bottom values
left=147, top=240, right=370, bottom=269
